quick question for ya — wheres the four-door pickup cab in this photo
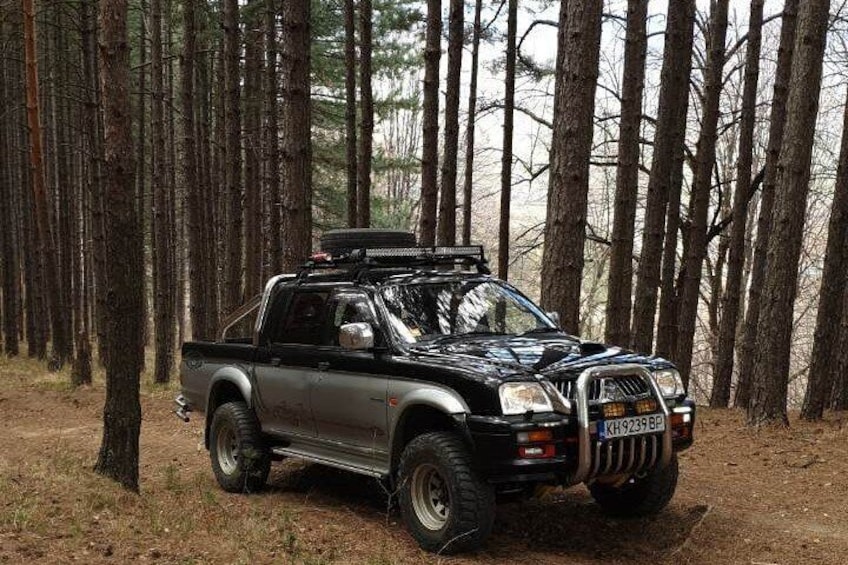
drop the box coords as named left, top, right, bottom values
left=175, top=229, right=695, bottom=554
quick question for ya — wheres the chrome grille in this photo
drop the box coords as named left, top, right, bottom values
left=588, top=434, right=661, bottom=479
left=554, top=374, right=650, bottom=400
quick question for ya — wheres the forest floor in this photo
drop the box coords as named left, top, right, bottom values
left=1, top=356, right=847, bottom=565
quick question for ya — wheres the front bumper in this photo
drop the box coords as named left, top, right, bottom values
left=467, top=365, right=695, bottom=486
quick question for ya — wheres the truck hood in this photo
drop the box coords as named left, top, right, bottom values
left=410, top=333, right=673, bottom=382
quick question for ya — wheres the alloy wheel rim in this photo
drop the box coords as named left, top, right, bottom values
left=410, top=463, right=450, bottom=530
left=216, top=423, right=239, bottom=475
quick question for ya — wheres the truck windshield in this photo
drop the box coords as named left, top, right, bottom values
left=379, top=280, right=556, bottom=344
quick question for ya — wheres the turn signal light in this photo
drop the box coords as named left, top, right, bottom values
left=671, top=412, right=692, bottom=440
left=518, top=444, right=555, bottom=459
left=635, top=398, right=658, bottom=414
left=516, top=429, right=554, bottom=444
left=602, top=402, right=626, bottom=419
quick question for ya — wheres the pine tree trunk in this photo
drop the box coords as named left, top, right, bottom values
left=418, top=0, right=441, bottom=246
left=540, top=0, right=603, bottom=334
left=23, top=0, right=70, bottom=370
left=244, top=2, right=263, bottom=296
left=711, top=0, right=764, bottom=407
left=151, top=0, right=174, bottom=383
left=605, top=0, right=647, bottom=346
left=264, top=0, right=281, bottom=276
left=497, top=0, right=517, bottom=278
left=197, top=39, right=219, bottom=337
left=223, top=0, right=243, bottom=313
left=181, top=0, right=208, bottom=340
left=801, top=92, right=848, bottom=420
left=735, top=0, right=799, bottom=408
left=439, top=0, right=464, bottom=246
left=344, top=0, right=357, bottom=227
left=0, top=54, right=20, bottom=357
left=674, top=0, right=729, bottom=388
left=832, top=290, right=848, bottom=410
left=461, top=0, right=483, bottom=246
left=280, top=0, right=312, bottom=271
left=749, top=0, right=830, bottom=426
left=357, top=0, right=373, bottom=228
left=630, top=0, right=695, bottom=354
left=94, top=0, right=144, bottom=491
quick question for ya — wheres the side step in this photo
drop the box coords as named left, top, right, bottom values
left=271, top=446, right=386, bottom=479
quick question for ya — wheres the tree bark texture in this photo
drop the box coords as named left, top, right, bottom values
left=418, top=0, right=441, bottom=246
left=540, top=0, right=603, bottom=334
left=344, top=0, right=357, bottom=227
left=223, top=0, right=243, bottom=313
left=280, top=0, right=312, bottom=271
left=801, top=90, right=848, bottom=420
left=498, top=0, right=517, bottom=279
left=439, top=0, right=464, bottom=246
left=462, top=0, right=483, bottom=246
left=711, top=0, right=764, bottom=407
left=357, top=0, right=373, bottom=228
left=674, top=0, right=729, bottom=388
left=94, top=0, right=144, bottom=491
left=265, top=0, right=281, bottom=277
left=749, top=0, right=830, bottom=426
left=23, top=0, right=71, bottom=369
left=244, top=1, right=264, bottom=297
left=736, top=0, right=799, bottom=408
left=630, top=0, right=695, bottom=355
left=151, top=0, right=174, bottom=383
left=604, top=0, right=647, bottom=346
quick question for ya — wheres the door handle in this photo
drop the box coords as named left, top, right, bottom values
left=317, top=361, right=330, bottom=371
left=270, top=357, right=282, bottom=366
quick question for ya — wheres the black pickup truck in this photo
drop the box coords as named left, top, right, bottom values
left=175, top=229, right=695, bottom=554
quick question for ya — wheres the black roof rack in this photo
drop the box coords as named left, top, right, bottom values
left=297, top=245, right=491, bottom=281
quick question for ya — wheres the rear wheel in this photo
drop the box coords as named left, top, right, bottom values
left=319, top=228, right=416, bottom=256
left=209, top=401, right=270, bottom=493
left=588, top=453, right=679, bottom=517
left=397, top=432, right=495, bottom=554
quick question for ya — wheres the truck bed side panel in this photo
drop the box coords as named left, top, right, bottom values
left=180, top=341, right=257, bottom=414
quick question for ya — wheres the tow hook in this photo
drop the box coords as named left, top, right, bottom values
left=174, top=394, right=191, bottom=422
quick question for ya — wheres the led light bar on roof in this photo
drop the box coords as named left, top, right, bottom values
left=362, top=246, right=484, bottom=260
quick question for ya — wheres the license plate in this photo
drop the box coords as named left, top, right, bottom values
left=599, top=414, right=665, bottom=440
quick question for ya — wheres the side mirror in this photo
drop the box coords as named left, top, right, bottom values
left=339, top=322, right=375, bottom=351
left=546, top=311, right=561, bottom=328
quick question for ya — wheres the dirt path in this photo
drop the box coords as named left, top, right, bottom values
left=1, top=360, right=846, bottom=564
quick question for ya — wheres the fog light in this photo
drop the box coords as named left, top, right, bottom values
left=516, top=429, right=554, bottom=444
left=518, top=444, right=555, bottom=459
left=635, top=398, right=658, bottom=414
left=602, top=402, right=626, bottom=419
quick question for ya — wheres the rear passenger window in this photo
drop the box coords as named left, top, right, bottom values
left=271, top=291, right=329, bottom=345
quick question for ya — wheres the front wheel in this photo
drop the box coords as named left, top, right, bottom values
left=397, top=432, right=495, bottom=554
left=209, top=401, right=271, bottom=493
left=588, top=453, right=679, bottom=517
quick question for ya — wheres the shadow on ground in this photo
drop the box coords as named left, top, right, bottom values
left=266, top=461, right=712, bottom=563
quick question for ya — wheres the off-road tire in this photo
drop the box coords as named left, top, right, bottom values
left=319, top=228, right=416, bottom=256
left=589, top=453, right=679, bottom=517
left=397, top=432, right=495, bottom=554
left=209, top=401, right=271, bottom=493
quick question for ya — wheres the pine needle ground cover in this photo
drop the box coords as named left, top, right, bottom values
left=0, top=357, right=845, bottom=564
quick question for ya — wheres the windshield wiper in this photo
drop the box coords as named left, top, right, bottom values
left=515, top=327, right=557, bottom=338
left=419, top=331, right=503, bottom=346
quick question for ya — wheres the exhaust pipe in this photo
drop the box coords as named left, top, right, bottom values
left=174, top=394, right=192, bottom=422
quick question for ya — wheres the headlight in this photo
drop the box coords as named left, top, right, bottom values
left=653, top=368, right=684, bottom=397
left=499, top=382, right=553, bottom=415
